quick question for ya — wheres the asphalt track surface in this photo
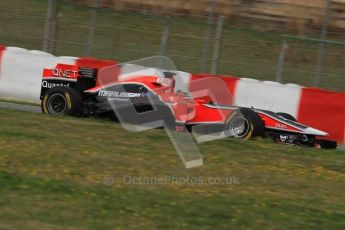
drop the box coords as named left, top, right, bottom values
left=0, top=102, right=41, bottom=113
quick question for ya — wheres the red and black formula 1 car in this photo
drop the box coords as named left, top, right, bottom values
left=40, top=62, right=337, bottom=149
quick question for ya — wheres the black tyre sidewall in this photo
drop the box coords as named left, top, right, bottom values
left=42, top=86, right=82, bottom=116
left=225, top=108, right=265, bottom=139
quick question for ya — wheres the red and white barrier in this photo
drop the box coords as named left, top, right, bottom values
left=0, top=45, right=343, bottom=144
left=0, top=46, right=116, bottom=104
left=0, top=47, right=77, bottom=103
left=0, top=45, right=5, bottom=71
left=234, top=78, right=302, bottom=118
left=298, top=88, right=345, bottom=144
left=191, top=74, right=345, bottom=144
left=190, top=74, right=238, bottom=105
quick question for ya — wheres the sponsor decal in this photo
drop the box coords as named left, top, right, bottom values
left=51, top=68, right=78, bottom=79
left=275, top=123, right=287, bottom=129
left=98, top=90, right=143, bottom=98
left=107, top=97, right=130, bottom=102
left=280, top=135, right=288, bottom=142
left=42, top=81, right=70, bottom=89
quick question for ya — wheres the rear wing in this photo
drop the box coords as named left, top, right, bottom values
left=42, top=63, right=97, bottom=81
left=43, top=63, right=78, bottom=80
left=40, top=58, right=117, bottom=99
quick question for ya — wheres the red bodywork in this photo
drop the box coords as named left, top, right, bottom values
left=43, top=58, right=117, bottom=83
left=42, top=63, right=328, bottom=137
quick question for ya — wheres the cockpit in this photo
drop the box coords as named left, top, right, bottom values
left=119, top=64, right=191, bottom=96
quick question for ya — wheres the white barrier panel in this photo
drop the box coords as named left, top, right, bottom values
left=0, top=47, right=76, bottom=104
left=233, top=78, right=302, bottom=117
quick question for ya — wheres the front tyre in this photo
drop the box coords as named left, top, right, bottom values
left=41, top=86, right=82, bottom=116
left=225, top=108, right=265, bottom=139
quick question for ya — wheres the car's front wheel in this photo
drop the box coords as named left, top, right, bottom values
left=41, top=86, right=82, bottom=116
left=224, top=108, right=265, bottom=139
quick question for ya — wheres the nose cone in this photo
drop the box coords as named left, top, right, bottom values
left=305, top=127, right=328, bottom=136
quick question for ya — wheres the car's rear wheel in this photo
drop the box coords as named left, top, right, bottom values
left=277, top=112, right=297, bottom=121
left=42, top=86, right=82, bottom=116
left=225, top=108, right=265, bottom=139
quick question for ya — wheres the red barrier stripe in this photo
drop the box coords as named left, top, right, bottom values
left=0, top=45, right=5, bottom=77
left=191, top=74, right=239, bottom=105
left=297, top=88, right=345, bottom=143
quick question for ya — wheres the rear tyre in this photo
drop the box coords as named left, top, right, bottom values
left=41, top=86, right=82, bottom=116
left=225, top=108, right=265, bottom=139
left=277, top=112, right=297, bottom=121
